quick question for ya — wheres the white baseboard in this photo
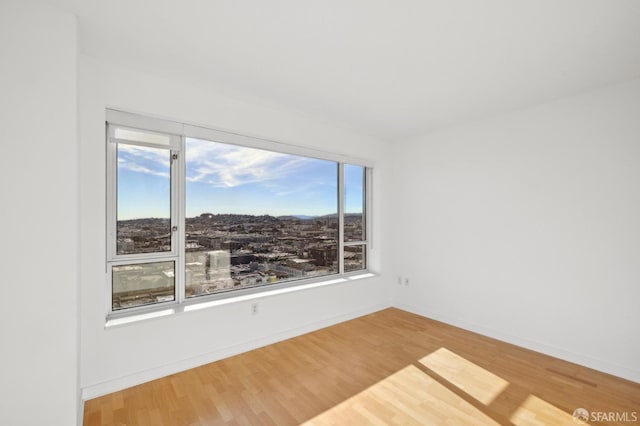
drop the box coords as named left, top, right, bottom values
left=81, top=302, right=391, bottom=400
left=395, top=303, right=640, bottom=384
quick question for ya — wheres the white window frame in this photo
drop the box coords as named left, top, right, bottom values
left=106, top=109, right=372, bottom=320
left=341, top=163, right=369, bottom=273
left=106, top=120, right=182, bottom=315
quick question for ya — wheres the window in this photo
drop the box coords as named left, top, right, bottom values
left=343, top=164, right=367, bottom=272
left=107, top=122, right=180, bottom=311
left=106, top=110, right=371, bottom=316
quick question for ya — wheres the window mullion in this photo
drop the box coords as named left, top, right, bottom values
left=106, top=138, right=117, bottom=314
left=175, top=137, right=186, bottom=303
left=106, top=139, right=117, bottom=262
left=366, top=167, right=372, bottom=251
left=338, top=163, right=345, bottom=275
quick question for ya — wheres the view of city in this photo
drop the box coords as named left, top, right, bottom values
left=112, top=213, right=364, bottom=310
left=111, top=135, right=366, bottom=311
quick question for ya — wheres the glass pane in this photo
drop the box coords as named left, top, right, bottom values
left=112, top=261, right=175, bottom=310
left=344, top=244, right=366, bottom=272
left=344, top=164, right=365, bottom=242
left=184, top=137, right=338, bottom=297
left=117, top=144, right=171, bottom=255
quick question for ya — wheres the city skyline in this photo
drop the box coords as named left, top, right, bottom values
left=117, top=138, right=364, bottom=220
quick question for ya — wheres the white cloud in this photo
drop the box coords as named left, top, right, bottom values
left=117, top=138, right=335, bottom=201
left=185, top=138, right=312, bottom=188
left=118, top=160, right=170, bottom=178
left=118, top=145, right=171, bottom=178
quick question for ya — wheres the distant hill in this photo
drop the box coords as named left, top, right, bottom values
left=120, top=213, right=360, bottom=223
left=277, top=214, right=341, bottom=220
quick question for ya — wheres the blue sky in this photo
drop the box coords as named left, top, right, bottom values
left=117, top=138, right=364, bottom=220
left=117, top=145, right=171, bottom=220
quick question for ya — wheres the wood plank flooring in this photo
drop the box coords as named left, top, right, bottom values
left=83, top=308, right=640, bottom=425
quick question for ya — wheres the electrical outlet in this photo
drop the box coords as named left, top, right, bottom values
left=404, top=277, right=410, bottom=286
left=251, top=302, right=259, bottom=315
left=397, top=276, right=402, bottom=285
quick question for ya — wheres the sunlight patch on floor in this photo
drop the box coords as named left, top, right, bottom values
left=510, top=394, right=588, bottom=426
left=303, top=365, right=499, bottom=425
left=419, top=347, right=510, bottom=405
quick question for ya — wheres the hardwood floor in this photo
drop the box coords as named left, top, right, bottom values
left=83, top=308, right=639, bottom=425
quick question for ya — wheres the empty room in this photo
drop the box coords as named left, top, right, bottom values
left=1, top=0, right=639, bottom=425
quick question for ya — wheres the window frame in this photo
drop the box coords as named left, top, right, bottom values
left=106, top=109, right=373, bottom=320
left=106, top=123, right=182, bottom=314
left=341, top=163, right=369, bottom=273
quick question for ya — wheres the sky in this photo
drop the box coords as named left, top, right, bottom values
left=117, top=138, right=364, bottom=220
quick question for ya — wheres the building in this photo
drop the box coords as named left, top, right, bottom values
left=196, top=236, right=222, bottom=250
left=309, top=246, right=338, bottom=267
left=2, top=1, right=640, bottom=425
left=205, top=250, right=231, bottom=281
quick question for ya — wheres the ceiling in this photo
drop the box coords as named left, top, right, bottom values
left=45, top=0, right=640, bottom=141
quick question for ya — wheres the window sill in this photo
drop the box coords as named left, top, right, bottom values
left=105, top=272, right=377, bottom=328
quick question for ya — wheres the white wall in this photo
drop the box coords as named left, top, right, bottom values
left=0, top=2, right=79, bottom=425
left=392, top=79, right=640, bottom=382
left=78, top=56, right=392, bottom=398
